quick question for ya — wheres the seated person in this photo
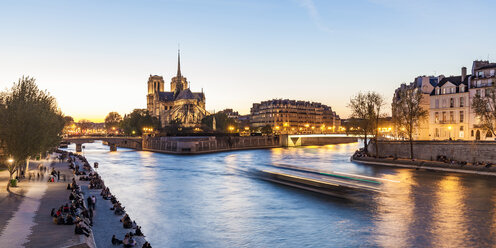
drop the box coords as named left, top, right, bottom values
left=142, top=242, right=152, bottom=248
left=135, top=226, right=144, bottom=236
left=74, top=223, right=90, bottom=237
left=111, top=234, right=122, bottom=245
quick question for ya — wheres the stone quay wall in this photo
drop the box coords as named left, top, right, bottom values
left=143, top=136, right=280, bottom=154
left=369, top=141, right=496, bottom=163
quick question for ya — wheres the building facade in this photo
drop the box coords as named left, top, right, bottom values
left=250, top=99, right=341, bottom=134
left=392, top=76, right=437, bottom=140
left=147, top=51, right=208, bottom=128
left=468, top=60, right=496, bottom=140
left=429, top=73, right=470, bottom=140
left=393, top=60, right=496, bottom=141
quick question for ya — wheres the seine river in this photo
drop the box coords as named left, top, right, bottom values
left=67, top=141, right=496, bottom=247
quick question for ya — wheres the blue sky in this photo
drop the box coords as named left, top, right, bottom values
left=1, top=0, right=495, bottom=121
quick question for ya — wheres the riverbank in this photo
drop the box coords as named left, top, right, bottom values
left=70, top=152, right=150, bottom=248
left=351, top=156, right=496, bottom=176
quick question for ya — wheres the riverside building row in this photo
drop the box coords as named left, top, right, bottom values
left=249, top=99, right=341, bottom=134
left=393, top=60, right=496, bottom=141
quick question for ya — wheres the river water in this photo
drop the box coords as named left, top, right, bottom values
left=66, top=142, right=496, bottom=247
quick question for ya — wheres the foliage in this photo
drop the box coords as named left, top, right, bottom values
left=348, top=92, right=383, bottom=154
left=164, top=118, right=182, bottom=135
left=261, top=125, right=273, bottom=135
left=104, top=112, right=122, bottom=131
left=201, top=113, right=237, bottom=133
left=63, top=116, right=74, bottom=125
left=77, top=119, right=93, bottom=133
left=0, top=76, right=65, bottom=189
left=120, top=109, right=160, bottom=136
left=472, top=86, right=496, bottom=137
left=392, top=86, right=428, bottom=159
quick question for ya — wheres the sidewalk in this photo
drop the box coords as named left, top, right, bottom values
left=0, top=155, right=94, bottom=248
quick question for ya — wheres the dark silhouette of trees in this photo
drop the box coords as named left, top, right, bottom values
left=120, top=109, right=159, bottom=136
left=104, top=112, right=122, bottom=132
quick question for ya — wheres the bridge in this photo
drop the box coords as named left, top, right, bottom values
left=62, top=136, right=143, bottom=152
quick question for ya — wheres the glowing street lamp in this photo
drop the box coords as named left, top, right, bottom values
left=7, top=158, right=14, bottom=164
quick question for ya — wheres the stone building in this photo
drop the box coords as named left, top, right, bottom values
left=393, top=76, right=437, bottom=140
left=429, top=72, right=470, bottom=140
left=147, top=51, right=208, bottom=128
left=250, top=99, right=340, bottom=134
left=393, top=60, right=496, bottom=141
left=468, top=60, right=496, bottom=140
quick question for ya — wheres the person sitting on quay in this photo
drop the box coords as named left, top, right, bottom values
left=134, top=226, right=144, bottom=236
left=122, top=233, right=137, bottom=248
left=111, top=234, right=123, bottom=245
left=142, top=242, right=152, bottom=248
left=121, top=214, right=133, bottom=228
left=74, top=223, right=91, bottom=237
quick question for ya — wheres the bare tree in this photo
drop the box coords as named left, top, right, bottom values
left=472, top=86, right=496, bottom=137
left=369, top=93, right=385, bottom=157
left=348, top=92, right=381, bottom=154
left=392, top=86, right=428, bottom=159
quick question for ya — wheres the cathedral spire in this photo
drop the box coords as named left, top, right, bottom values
left=177, top=49, right=182, bottom=77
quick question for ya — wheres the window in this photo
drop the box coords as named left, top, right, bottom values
left=460, top=85, right=464, bottom=92
left=476, top=89, right=481, bottom=96
left=478, top=71, right=485, bottom=77
left=460, top=111, right=464, bottom=122
left=486, top=88, right=492, bottom=98
left=491, top=69, right=495, bottom=76
left=436, top=88, right=440, bottom=95
left=460, top=97, right=464, bottom=107
left=450, top=111, right=454, bottom=122
left=435, top=99, right=439, bottom=108
left=471, top=130, right=474, bottom=137
left=435, top=128, right=440, bottom=137
left=442, top=112, right=446, bottom=122
left=459, top=126, right=464, bottom=138
left=450, top=98, right=454, bottom=108
left=435, top=112, right=439, bottom=123
left=477, top=80, right=482, bottom=87
left=451, top=87, right=456, bottom=94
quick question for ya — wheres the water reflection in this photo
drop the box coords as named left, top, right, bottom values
left=66, top=141, right=496, bottom=247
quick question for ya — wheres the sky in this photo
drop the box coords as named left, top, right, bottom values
left=1, top=0, right=496, bottom=122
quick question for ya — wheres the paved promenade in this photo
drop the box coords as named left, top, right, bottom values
left=0, top=156, right=92, bottom=248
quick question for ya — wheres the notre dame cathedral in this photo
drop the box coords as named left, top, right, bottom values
left=146, top=51, right=208, bottom=127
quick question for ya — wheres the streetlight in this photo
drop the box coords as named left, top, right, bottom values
left=8, top=158, right=14, bottom=164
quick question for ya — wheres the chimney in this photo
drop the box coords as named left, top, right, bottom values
left=462, top=67, right=467, bottom=81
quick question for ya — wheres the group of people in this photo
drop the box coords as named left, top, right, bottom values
left=51, top=178, right=93, bottom=238
left=54, top=150, right=152, bottom=247
left=111, top=228, right=149, bottom=248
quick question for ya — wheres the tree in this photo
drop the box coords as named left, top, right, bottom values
left=201, top=113, right=237, bottom=133
left=472, top=86, right=496, bottom=138
left=0, top=76, right=65, bottom=190
left=261, top=125, right=273, bottom=135
left=392, top=86, right=428, bottom=159
left=63, top=116, right=74, bottom=125
left=347, top=92, right=377, bottom=154
left=77, top=119, right=93, bottom=134
left=105, top=112, right=122, bottom=132
left=120, top=109, right=159, bottom=136
left=369, top=93, right=385, bottom=158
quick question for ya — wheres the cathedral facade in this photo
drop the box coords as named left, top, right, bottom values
left=147, top=51, right=208, bottom=128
